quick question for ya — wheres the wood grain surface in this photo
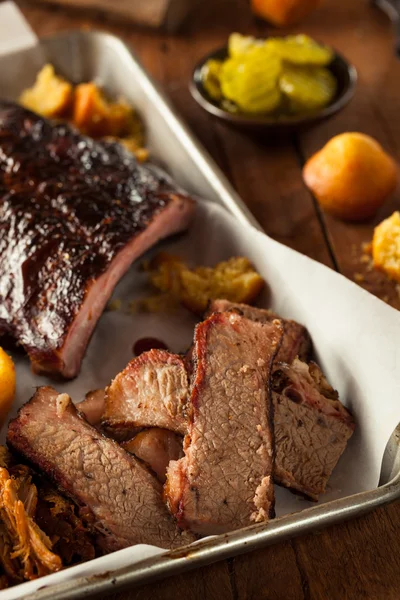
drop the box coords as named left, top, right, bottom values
left=11, top=0, right=400, bottom=597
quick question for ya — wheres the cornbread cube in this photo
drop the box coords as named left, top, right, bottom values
left=148, top=254, right=264, bottom=315
left=372, top=211, right=400, bottom=282
left=19, top=64, right=72, bottom=118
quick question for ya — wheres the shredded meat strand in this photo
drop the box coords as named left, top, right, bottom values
left=0, top=467, right=62, bottom=581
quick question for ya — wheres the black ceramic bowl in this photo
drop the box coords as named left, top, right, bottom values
left=190, top=44, right=357, bottom=132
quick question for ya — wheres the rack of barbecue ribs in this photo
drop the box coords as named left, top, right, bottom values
left=0, top=102, right=195, bottom=378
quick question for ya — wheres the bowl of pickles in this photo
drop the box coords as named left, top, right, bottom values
left=190, top=33, right=357, bottom=131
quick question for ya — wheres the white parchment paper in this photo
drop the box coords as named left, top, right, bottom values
left=1, top=3, right=400, bottom=598
left=0, top=2, right=37, bottom=56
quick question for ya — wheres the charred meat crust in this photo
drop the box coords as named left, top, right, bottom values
left=0, top=102, right=195, bottom=378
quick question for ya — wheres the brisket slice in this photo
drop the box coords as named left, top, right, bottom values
left=7, top=387, right=192, bottom=552
left=165, top=312, right=283, bottom=536
left=207, top=300, right=311, bottom=364
left=0, top=102, right=195, bottom=379
left=122, top=429, right=183, bottom=483
left=272, top=358, right=355, bottom=500
left=103, top=349, right=188, bottom=435
left=77, top=389, right=106, bottom=427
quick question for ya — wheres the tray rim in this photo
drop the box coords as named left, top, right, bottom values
left=2, top=28, right=400, bottom=600
left=28, top=469, right=400, bottom=600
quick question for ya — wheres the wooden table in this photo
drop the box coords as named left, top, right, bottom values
left=12, top=0, right=400, bottom=597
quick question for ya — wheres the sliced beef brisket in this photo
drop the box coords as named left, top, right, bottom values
left=272, top=358, right=355, bottom=500
left=165, top=312, right=283, bottom=535
left=7, top=387, right=192, bottom=551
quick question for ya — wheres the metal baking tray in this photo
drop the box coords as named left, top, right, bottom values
left=1, top=30, right=400, bottom=600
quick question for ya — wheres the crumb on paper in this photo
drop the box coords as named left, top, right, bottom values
left=128, top=294, right=179, bottom=315
left=143, top=253, right=264, bottom=315
left=106, top=299, right=122, bottom=312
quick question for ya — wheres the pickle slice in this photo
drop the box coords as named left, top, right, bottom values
left=201, top=59, right=223, bottom=101
left=228, top=32, right=261, bottom=58
left=269, top=34, right=334, bottom=66
left=220, top=46, right=282, bottom=113
left=280, top=65, right=337, bottom=111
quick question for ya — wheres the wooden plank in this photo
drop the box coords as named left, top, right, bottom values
left=101, top=562, right=234, bottom=600
left=233, top=541, right=304, bottom=600
left=233, top=500, right=400, bottom=600
left=296, top=0, right=400, bottom=308
left=293, top=500, right=400, bottom=600
left=214, top=125, right=334, bottom=262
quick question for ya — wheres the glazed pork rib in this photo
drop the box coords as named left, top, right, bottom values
left=7, top=387, right=192, bottom=552
left=207, top=300, right=311, bottom=364
left=165, top=312, right=283, bottom=536
left=0, top=102, right=195, bottom=378
left=272, top=358, right=355, bottom=500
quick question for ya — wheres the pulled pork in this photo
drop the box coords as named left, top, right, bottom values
left=0, top=447, right=95, bottom=589
left=0, top=465, right=61, bottom=585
